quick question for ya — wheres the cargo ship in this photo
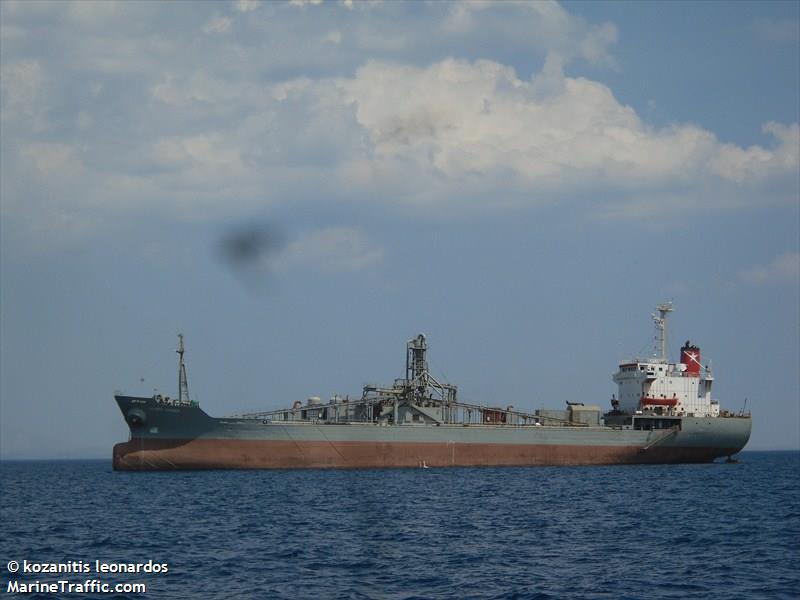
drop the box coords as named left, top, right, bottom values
left=112, top=304, right=751, bottom=470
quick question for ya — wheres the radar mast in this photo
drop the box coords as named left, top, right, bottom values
left=651, top=302, right=673, bottom=362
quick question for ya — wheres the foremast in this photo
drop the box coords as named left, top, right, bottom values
left=173, top=334, right=195, bottom=407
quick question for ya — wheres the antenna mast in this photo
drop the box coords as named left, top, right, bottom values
left=652, top=302, right=673, bottom=362
left=177, top=334, right=190, bottom=404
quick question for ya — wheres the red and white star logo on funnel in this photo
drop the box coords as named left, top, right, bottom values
left=685, top=352, right=703, bottom=368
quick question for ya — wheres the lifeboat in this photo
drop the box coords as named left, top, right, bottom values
left=641, top=397, right=678, bottom=407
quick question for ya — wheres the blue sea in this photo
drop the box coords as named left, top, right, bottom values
left=1, top=452, right=798, bottom=600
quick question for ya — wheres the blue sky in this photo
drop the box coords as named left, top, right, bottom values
left=1, top=0, right=798, bottom=457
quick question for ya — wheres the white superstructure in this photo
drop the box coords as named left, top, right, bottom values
left=611, top=303, right=720, bottom=418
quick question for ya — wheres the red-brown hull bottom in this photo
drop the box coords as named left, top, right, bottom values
left=113, top=438, right=736, bottom=471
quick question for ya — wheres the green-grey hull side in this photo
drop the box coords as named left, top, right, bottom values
left=113, top=395, right=751, bottom=470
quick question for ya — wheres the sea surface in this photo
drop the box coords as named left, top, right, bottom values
left=1, top=452, right=798, bottom=600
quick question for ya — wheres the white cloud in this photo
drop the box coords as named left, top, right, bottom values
left=338, top=59, right=797, bottom=196
left=710, top=123, right=800, bottom=184
left=579, top=22, right=618, bottom=67
left=324, top=30, right=342, bottom=45
left=444, top=1, right=618, bottom=67
left=203, top=15, right=232, bottom=34
left=65, top=0, right=126, bottom=26
left=5, top=55, right=796, bottom=244
left=0, top=60, right=47, bottom=131
left=738, top=253, right=800, bottom=286
left=130, top=56, right=798, bottom=223
left=0, top=1, right=797, bottom=249
left=234, top=0, right=260, bottom=12
left=150, top=133, right=247, bottom=185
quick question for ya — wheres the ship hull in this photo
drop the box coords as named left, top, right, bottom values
left=112, top=396, right=752, bottom=471
left=112, top=438, right=744, bottom=471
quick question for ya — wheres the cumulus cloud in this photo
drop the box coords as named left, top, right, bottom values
left=0, top=1, right=797, bottom=249
left=334, top=59, right=797, bottom=203
left=4, top=55, right=799, bottom=242
left=135, top=58, right=796, bottom=210
left=145, top=58, right=793, bottom=200
left=710, top=123, right=800, bottom=183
